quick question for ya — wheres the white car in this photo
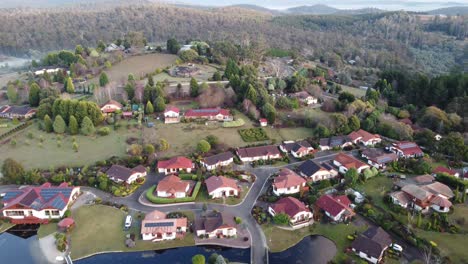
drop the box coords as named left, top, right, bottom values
left=391, top=243, right=403, bottom=252
left=124, top=215, right=132, bottom=229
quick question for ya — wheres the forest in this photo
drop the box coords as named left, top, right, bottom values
left=0, top=3, right=465, bottom=75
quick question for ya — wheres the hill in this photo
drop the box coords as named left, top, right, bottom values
left=285, top=4, right=339, bottom=15
left=426, top=6, right=468, bottom=15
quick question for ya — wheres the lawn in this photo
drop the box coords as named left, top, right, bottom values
left=416, top=230, right=468, bottom=263
left=70, top=205, right=195, bottom=260
left=262, top=222, right=366, bottom=261
left=37, top=223, right=58, bottom=238
left=276, top=127, right=314, bottom=141
left=450, top=204, right=468, bottom=232
left=195, top=185, right=249, bottom=205
left=339, top=84, right=366, bottom=98
left=0, top=221, right=14, bottom=234
left=354, top=175, right=394, bottom=209
left=0, top=121, right=138, bottom=169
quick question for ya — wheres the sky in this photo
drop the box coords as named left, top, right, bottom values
left=167, top=0, right=468, bottom=11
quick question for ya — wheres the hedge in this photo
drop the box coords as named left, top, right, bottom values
left=238, top=128, right=269, bottom=142
left=0, top=121, right=32, bottom=141
left=146, top=182, right=201, bottom=204
left=179, top=173, right=197, bottom=181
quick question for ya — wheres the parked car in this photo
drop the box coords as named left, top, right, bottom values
left=124, top=215, right=132, bottom=229
left=391, top=243, right=403, bottom=252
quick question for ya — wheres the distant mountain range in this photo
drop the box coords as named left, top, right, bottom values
left=426, top=6, right=468, bottom=15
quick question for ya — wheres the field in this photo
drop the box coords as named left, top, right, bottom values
left=89, top=53, right=177, bottom=84
left=70, top=205, right=195, bottom=260
left=416, top=230, right=468, bottom=263
left=450, top=204, right=468, bottom=232
left=340, top=84, right=367, bottom=98
left=354, top=175, right=394, bottom=209
left=0, top=121, right=136, bottom=169
left=153, top=64, right=220, bottom=83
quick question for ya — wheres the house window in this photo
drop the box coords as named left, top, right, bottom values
left=6, top=210, right=25, bottom=216
left=45, top=211, right=50, bottom=216
left=51, top=210, right=60, bottom=216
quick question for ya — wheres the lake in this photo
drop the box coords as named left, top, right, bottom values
left=0, top=232, right=49, bottom=264
left=269, top=235, right=337, bottom=264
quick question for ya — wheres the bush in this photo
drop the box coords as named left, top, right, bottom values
left=97, top=127, right=111, bottom=136
left=238, top=128, right=269, bottom=142
left=146, top=182, right=202, bottom=204
left=179, top=174, right=196, bottom=180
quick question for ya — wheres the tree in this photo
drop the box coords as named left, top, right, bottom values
left=158, top=139, right=169, bottom=151
left=212, top=71, right=222, bottom=81
left=344, top=168, right=359, bottom=186
left=153, top=97, right=166, bottom=113
left=197, top=140, right=211, bottom=153
left=179, top=49, right=199, bottom=62
left=73, top=142, right=79, bottom=152
left=143, top=144, right=155, bottom=155
left=224, top=59, right=239, bottom=79
left=65, top=77, right=75, bottom=93
left=44, top=114, right=53, bottom=133
left=192, top=254, right=205, bottom=264
left=245, top=84, right=258, bottom=104
left=262, top=103, right=276, bottom=124
left=315, top=124, right=330, bottom=138
left=348, top=115, right=360, bottom=131
left=29, top=83, right=41, bottom=106
left=145, top=101, right=154, bottom=114
left=75, top=44, right=84, bottom=55
left=338, top=92, right=355, bottom=103
left=190, top=78, right=199, bottom=97
left=167, top=38, right=181, bottom=54
left=1, top=158, right=25, bottom=184
left=53, top=115, right=66, bottom=134
left=273, top=213, right=290, bottom=225
left=99, top=72, right=109, bottom=87
left=206, top=135, right=219, bottom=147
left=7, top=85, right=18, bottom=103
left=80, top=116, right=95, bottom=135
left=69, top=115, right=79, bottom=135
left=148, top=75, right=154, bottom=87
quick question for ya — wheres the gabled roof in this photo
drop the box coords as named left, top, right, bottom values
left=298, top=160, right=328, bottom=177
left=259, top=118, right=267, bottom=123
left=334, top=153, right=368, bottom=170
left=0, top=105, right=36, bottom=116
left=413, top=174, right=435, bottom=184
left=270, top=197, right=310, bottom=218
left=433, top=166, right=458, bottom=176
left=320, top=136, right=351, bottom=148
left=2, top=183, right=77, bottom=211
left=141, top=210, right=187, bottom=235
left=157, top=156, right=193, bottom=169
left=101, top=99, right=123, bottom=109
left=164, top=106, right=180, bottom=113
left=391, top=191, right=411, bottom=205
left=316, top=194, right=353, bottom=218
left=273, top=168, right=306, bottom=189
left=156, top=175, right=189, bottom=193
left=401, top=184, right=432, bottom=201
left=430, top=195, right=452, bottom=208
left=185, top=108, right=230, bottom=117
left=281, top=140, right=312, bottom=153
left=422, top=182, right=454, bottom=198
left=361, top=148, right=398, bottom=164
left=237, top=145, right=281, bottom=158
left=392, top=141, right=423, bottom=156
left=202, top=152, right=234, bottom=166
left=106, top=165, right=145, bottom=182
left=194, top=212, right=236, bottom=233
left=205, top=176, right=238, bottom=194
left=348, top=129, right=380, bottom=143
left=352, top=227, right=391, bottom=259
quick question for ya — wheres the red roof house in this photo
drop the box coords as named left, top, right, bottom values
left=100, top=100, right=123, bottom=114
left=156, top=175, right=190, bottom=198
left=157, top=157, right=194, bottom=175
left=333, top=153, right=370, bottom=174
left=316, top=194, right=355, bottom=222
left=272, top=168, right=307, bottom=196
left=205, top=176, right=239, bottom=198
left=58, top=217, right=75, bottom=230
left=164, top=106, right=181, bottom=124
left=268, top=197, right=313, bottom=227
left=259, top=118, right=268, bottom=127
left=184, top=108, right=232, bottom=121
left=389, top=141, right=423, bottom=158
left=348, top=129, right=381, bottom=146
left=432, top=166, right=460, bottom=177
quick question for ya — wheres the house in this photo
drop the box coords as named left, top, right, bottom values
left=34, top=68, right=62, bottom=76
left=141, top=210, right=187, bottom=242
left=388, top=141, right=423, bottom=158
left=319, top=136, right=352, bottom=150
left=268, top=197, right=313, bottom=228
left=348, top=129, right=381, bottom=146
left=105, top=43, right=125, bottom=52
left=259, top=118, right=268, bottom=127
left=432, top=166, right=460, bottom=178
left=0, top=105, right=36, bottom=119
left=1, top=183, right=80, bottom=224
left=351, top=227, right=391, bottom=264
left=280, top=140, right=314, bottom=158
left=157, top=157, right=194, bottom=175
left=391, top=181, right=454, bottom=213
left=106, top=164, right=147, bottom=184
left=297, top=160, right=338, bottom=182
left=200, top=152, right=234, bottom=170
left=100, top=100, right=123, bottom=114
left=316, top=194, right=355, bottom=222
left=291, top=91, right=318, bottom=105
left=333, top=153, right=370, bottom=174
left=156, top=175, right=190, bottom=198
left=361, top=148, right=398, bottom=169
left=194, top=212, right=237, bottom=238
left=205, top=176, right=239, bottom=198
left=184, top=108, right=232, bottom=121
left=164, top=106, right=180, bottom=124
left=272, top=168, right=307, bottom=196
left=180, top=44, right=193, bottom=52
left=236, top=145, right=281, bottom=162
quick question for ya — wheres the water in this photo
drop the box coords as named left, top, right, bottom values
left=0, top=232, right=48, bottom=264
left=269, top=235, right=337, bottom=264
left=75, top=246, right=250, bottom=264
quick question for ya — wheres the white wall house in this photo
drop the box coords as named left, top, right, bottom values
left=156, top=186, right=189, bottom=198
left=209, top=187, right=238, bottom=199
left=201, top=158, right=233, bottom=170
left=196, top=227, right=237, bottom=238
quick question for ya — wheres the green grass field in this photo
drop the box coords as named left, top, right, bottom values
left=355, top=175, right=394, bottom=209
left=416, top=230, right=468, bottom=263
left=37, top=223, right=58, bottom=238
left=70, top=205, right=195, bottom=260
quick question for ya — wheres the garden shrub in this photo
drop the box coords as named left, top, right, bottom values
left=97, top=127, right=111, bottom=136
left=238, top=128, right=269, bottom=142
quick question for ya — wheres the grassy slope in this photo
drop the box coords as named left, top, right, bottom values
left=37, top=223, right=58, bottom=238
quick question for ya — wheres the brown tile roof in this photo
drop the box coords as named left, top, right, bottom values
left=237, top=145, right=281, bottom=158
left=157, top=156, right=193, bottom=169
left=273, top=168, right=306, bottom=189
left=156, top=175, right=190, bottom=194
left=202, top=152, right=234, bottom=166
left=348, top=129, right=380, bottom=143
left=352, top=227, right=391, bottom=259
left=101, top=99, right=123, bottom=109
left=205, top=176, right=238, bottom=194
left=392, top=141, right=423, bottom=156
left=316, top=194, right=353, bottom=218
left=430, top=195, right=452, bottom=208
left=391, top=191, right=411, bottom=205
left=270, top=197, right=310, bottom=218
left=194, top=212, right=236, bottom=233
left=413, top=174, right=435, bottom=184
left=422, top=182, right=454, bottom=198
left=334, top=153, right=368, bottom=170
left=433, top=166, right=458, bottom=176
left=106, top=164, right=145, bottom=182
left=361, top=148, right=398, bottom=164
left=402, top=184, right=432, bottom=201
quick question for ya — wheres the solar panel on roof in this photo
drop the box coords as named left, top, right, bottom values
left=378, top=156, right=394, bottom=163
left=49, top=196, right=66, bottom=209
left=144, top=222, right=174, bottom=228
left=3, top=190, right=24, bottom=200
left=400, top=143, right=416, bottom=149
left=193, top=109, right=218, bottom=113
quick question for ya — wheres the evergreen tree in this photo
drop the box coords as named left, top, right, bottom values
left=224, top=59, right=239, bottom=79
left=145, top=101, right=154, bottom=114
left=99, top=72, right=109, bottom=87
left=190, top=78, right=199, bottom=97
left=166, top=38, right=180, bottom=54
left=124, top=82, right=135, bottom=100
left=154, top=97, right=166, bottom=112
left=262, top=103, right=276, bottom=124
left=147, top=75, right=154, bottom=87
left=65, top=77, right=75, bottom=93
left=212, top=71, right=222, bottom=81
left=28, top=83, right=41, bottom=107
left=75, top=101, right=88, bottom=124
left=53, top=115, right=66, bottom=134
left=80, top=116, right=95, bottom=135
left=246, top=85, right=258, bottom=104
left=197, top=140, right=211, bottom=153
left=348, top=115, right=361, bottom=131
left=44, top=114, right=53, bottom=133
left=69, top=115, right=79, bottom=135
left=1, top=158, right=25, bottom=184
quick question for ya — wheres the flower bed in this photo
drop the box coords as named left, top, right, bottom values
left=146, top=182, right=202, bottom=204
left=238, top=128, right=269, bottom=142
